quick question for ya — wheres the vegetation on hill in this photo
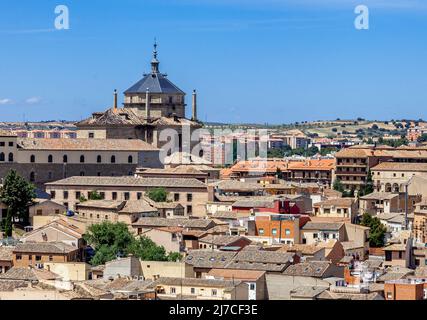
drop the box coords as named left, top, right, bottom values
left=84, top=221, right=182, bottom=265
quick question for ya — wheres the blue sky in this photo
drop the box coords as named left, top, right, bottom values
left=0, top=0, right=426, bottom=124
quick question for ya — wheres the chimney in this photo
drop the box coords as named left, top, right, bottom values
left=192, top=89, right=197, bottom=121
left=145, top=88, right=150, bottom=119
left=113, top=89, right=118, bottom=112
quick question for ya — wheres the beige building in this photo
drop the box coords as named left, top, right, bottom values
left=371, top=162, right=427, bottom=193
left=312, top=198, right=358, bottom=222
left=140, top=261, right=194, bottom=280
left=359, top=192, right=401, bottom=216
left=0, top=135, right=161, bottom=187
left=414, top=199, right=427, bottom=245
left=75, top=199, right=159, bottom=226
left=149, top=277, right=249, bottom=300
left=45, top=176, right=208, bottom=216
left=29, top=200, right=67, bottom=225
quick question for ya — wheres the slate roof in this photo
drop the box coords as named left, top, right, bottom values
left=46, top=176, right=207, bottom=189
left=124, top=72, right=184, bottom=95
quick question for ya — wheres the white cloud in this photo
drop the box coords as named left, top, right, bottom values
left=25, top=97, right=42, bottom=105
left=0, top=98, right=12, bottom=105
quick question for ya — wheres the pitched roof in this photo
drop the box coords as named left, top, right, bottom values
left=359, top=192, right=399, bottom=200
left=207, top=268, right=265, bottom=281
left=17, top=137, right=158, bottom=151
left=302, top=222, right=344, bottom=231
left=76, top=108, right=147, bottom=127
left=185, top=250, right=237, bottom=268
left=283, top=261, right=333, bottom=277
left=149, top=277, right=241, bottom=289
left=372, top=161, right=427, bottom=172
left=46, top=176, right=207, bottom=189
left=199, top=235, right=250, bottom=247
left=13, top=242, right=78, bottom=254
left=0, top=246, right=14, bottom=261
left=313, top=198, right=355, bottom=208
left=124, top=72, right=184, bottom=94
left=0, top=267, right=59, bottom=281
left=132, top=217, right=215, bottom=229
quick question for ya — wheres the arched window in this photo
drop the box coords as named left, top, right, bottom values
left=0, top=152, right=4, bottom=162
left=111, top=155, right=116, bottom=163
left=97, top=155, right=102, bottom=163
left=385, top=183, right=392, bottom=193
left=80, top=155, right=85, bottom=163
left=48, top=155, right=53, bottom=163
left=30, top=155, right=35, bottom=163
left=128, top=155, right=133, bottom=164
left=63, top=155, right=68, bottom=163
left=30, top=172, right=35, bottom=182
left=8, top=153, right=13, bottom=162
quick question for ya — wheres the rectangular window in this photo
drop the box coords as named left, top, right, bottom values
left=76, top=192, right=81, bottom=199
left=211, top=289, right=217, bottom=296
left=285, top=229, right=291, bottom=235
left=137, top=192, right=142, bottom=200
left=187, top=194, right=193, bottom=202
left=259, top=228, right=264, bottom=235
left=63, top=191, right=69, bottom=199
left=249, top=283, right=256, bottom=291
left=8, top=142, right=13, bottom=147
left=50, top=191, right=56, bottom=199
left=112, top=192, right=117, bottom=200
left=313, top=233, right=318, bottom=239
left=174, top=193, right=180, bottom=201
left=16, top=255, right=22, bottom=260
left=124, top=192, right=130, bottom=200
left=88, top=132, right=95, bottom=139
left=0, top=142, right=4, bottom=146
left=35, top=255, right=42, bottom=261
left=100, top=192, right=105, bottom=199
left=36, top=209, right=42, bottom=216
left=170, top=287, right=176, bottom=294
left=187, top=205, right=193, bottom=215
left=49, top=255, right=53, bottom=261
left=191, top=288, right=195, bottom=294
left=272, top=228, right=277, bottom=235
left=387, top=292, right=393, bottom=299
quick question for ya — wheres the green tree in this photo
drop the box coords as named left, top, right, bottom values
left=129, top=236, right=170, bottom=261
left=360, top=212, right=386, bottom=247
left=0, top=170, right=36, bottom=236
left=167, top=252, right=183, bottom=262
left=333, top=179, right=344, bottom=193
left=146, top=187, right=168, bottom=202
left=84, top=222, right=135, bottom=265
left=360, top=170, right=374, bottom=196
left=88, top=190, right=103, bottom=200
left=417, top=134, right=427, bottom=143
